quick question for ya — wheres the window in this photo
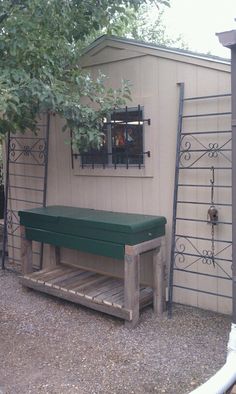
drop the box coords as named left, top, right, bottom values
left=72, top=106, right=150, bottom=169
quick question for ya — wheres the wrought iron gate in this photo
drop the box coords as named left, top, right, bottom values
left=168, top=83, right=232, bottom=316
left=2, top=114, right=50, bottom=271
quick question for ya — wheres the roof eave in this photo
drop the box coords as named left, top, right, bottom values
left=82, top=35, right=230, bottom=66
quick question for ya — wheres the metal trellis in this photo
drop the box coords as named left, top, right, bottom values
left=2, top=114, right=50, bottom=271
left=168, top=83, right=232, bottom=316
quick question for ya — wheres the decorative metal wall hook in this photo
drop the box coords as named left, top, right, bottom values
left=208, top=165, right=218, bottom=225
left=207, top=166, right=218, bottom=268
left=210, top=165, right=215, bottom=185
left=207, top=205, right=218, bottom=225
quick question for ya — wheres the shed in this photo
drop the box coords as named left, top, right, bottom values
left=5, top=35, right=232, bottom=315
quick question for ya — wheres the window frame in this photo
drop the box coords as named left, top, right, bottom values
left=71, top=105, right=151, bottom=170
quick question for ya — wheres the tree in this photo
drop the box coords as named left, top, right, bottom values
left=122, top=5, right=187, bottom=48
left=0, top=0, right=170, bottom=151
left=97, top=1, right=187, bottom=49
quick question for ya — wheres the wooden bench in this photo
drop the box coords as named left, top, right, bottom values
left=19, top=206, right=166, bottom=328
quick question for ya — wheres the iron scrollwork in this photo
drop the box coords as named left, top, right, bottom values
left=9, top=137, right=47, bottom=165
left=174, top=236, right=232, bottom=278
left=179, top=135, right=232, bottom=168
left=6, top=209, right=20, bottom=236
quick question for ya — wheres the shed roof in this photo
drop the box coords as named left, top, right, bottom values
left=81, top=35, right=231, bottom=72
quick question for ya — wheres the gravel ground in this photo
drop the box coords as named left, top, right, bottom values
left=0, top=269, right=232, bottom=394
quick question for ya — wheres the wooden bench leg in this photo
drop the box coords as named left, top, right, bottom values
left=20, top=225, right=33, bottom=275
left=124, top=253, right=140, bottom=329
left=153, top=237, right=166, bottom=316
left=50, top=245, right=60, bottom=268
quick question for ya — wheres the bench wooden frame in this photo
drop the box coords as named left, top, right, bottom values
left=20, top=225, right=166, bottom=328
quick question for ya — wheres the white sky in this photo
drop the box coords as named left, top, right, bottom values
left=162, top=0, right=236, bottom=58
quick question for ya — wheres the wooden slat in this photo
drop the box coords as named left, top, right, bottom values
left=73, top=275, right=110, bottom=293
left=105, top=285, right=124, bottom=299
left=37, top=266, right=78, bottom=283
left=109, top=286, right=152, bottom=308
left=101, top=285, right=124, bottom=306
left=46, top=268, right=84, bottom=285
left=140, top=287, right=152, bottom=296
left=84, top=278, right=118, bottom=298
left=125, top=237, right=162, bottom=257
left=107, top=288, right=124, bottom=308
left=68, top=271, right=98, bottom=290
left=140, top=287, right=153, bottom=308
left=110, top=289, right=124, bottom=304
left=92, top=282, right=123, bottom=306
left=54, top=270, right=91, bottom=288
left=90, top=279, right=122, bottom=300
left=32, top=266, right=66, bottom=280
left=25, top=267, right=65, bottom=283
left=103, top=285, right=123, bottom=299
left=20, top=276, right=132, bottom=321
left=26, top=266, right=60, bottom=279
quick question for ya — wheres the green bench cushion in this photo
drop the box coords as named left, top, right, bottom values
left=25, top=228, right=125, bottom=260
left=19, top=206, right=166, bottom=259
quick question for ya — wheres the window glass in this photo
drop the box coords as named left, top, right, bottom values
left=111, top=113, right=143, bottom=165
left=79, top=107, right=145, bottom=168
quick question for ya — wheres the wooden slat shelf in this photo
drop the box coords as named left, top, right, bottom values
left=20, top=264, right=153, bottom=321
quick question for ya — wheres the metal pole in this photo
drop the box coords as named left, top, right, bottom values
left=2, top=133, right=10, bottom=269
left=217, top=30, right=236, bottom=324
left=43, top=112, right=50, bottom=208
left=168, top=82, right=185, bottom=318
left=39, top=113, right=50, bottom=270
left=231, top=47, right=236, bottom=324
